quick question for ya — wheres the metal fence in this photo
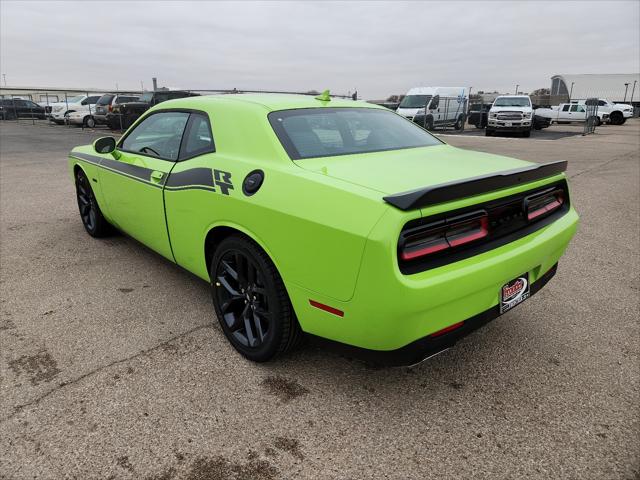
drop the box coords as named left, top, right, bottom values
left=583, top=98, right=600, bottom=135
left=414, top=96, right=467, bottom=132
left=0, top=87, right=353, bottom=132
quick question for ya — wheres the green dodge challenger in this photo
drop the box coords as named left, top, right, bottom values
left=69, top=93, right=578, bottom=365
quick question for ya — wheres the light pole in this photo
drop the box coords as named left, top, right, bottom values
left=630, top=80, right=637, bottom=103
left=2, top=74, right=6, bottom=86
left=623, top=83, right=629, bottom=102
left=515, top=84, right=519, bottom=95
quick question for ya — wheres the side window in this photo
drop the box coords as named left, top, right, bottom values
left=120, top=111, right=189, bottom=161
left=598, top=100, right=606, bottom=107
left=562, top=105, right=570, bottom=112
left=569, top=105, right=579, bottom=112
left=180, top=113, right=215, bottom=159
left=575, top=105, right=585, bottom=113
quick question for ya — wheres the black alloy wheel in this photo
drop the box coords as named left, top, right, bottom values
left=75, top=170, right=110, bottom=237
left=211, top=235, right=301, bottom=362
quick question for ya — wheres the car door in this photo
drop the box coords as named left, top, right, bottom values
left=558, top=104, right=571, bottom=121
left=429, top=95, right=441, bottom=124
left=163, top=112, right=226, bottom=278
left=99, top=110, right=190, bottom=260
left=569, top=104, right=586, bottom=122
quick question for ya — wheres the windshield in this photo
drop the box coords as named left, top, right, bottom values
left=398, top=95, right=432, bottom=109
left=493, top=97, right=531, bottom=107
left=269, top=107, right=442, bottom=160
left=139, top=92, right=153, bottom=102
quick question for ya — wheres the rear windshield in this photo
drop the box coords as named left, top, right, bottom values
left=116, top=96, right=139, bottom=103
left=97, top=95, right=115, bottom=105
left=269, top=107, right=442, bottom=160
left=398, top=95, right=432, bottom=109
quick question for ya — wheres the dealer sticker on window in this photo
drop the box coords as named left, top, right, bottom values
left=500, top=272, right=530, bottom=314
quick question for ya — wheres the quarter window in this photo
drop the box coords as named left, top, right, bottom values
left=120, top=111, right=189, bottom=161
left=181, top=113, right=215, bottom=159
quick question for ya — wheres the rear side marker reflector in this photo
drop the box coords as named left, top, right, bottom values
left=429, top=321, right=464, bottom=338
left=309, top=300, right=344, bottom=317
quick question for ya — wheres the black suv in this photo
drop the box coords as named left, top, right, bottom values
left=0, top=99, right=46, bottom=120
left=109, top=90, right=199, bottom=129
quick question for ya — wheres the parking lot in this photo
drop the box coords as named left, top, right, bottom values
left=0, top=119, right=638, bottom=479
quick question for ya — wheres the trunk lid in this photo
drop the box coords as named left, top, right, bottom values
left=293, top=144, right=534, bottom=197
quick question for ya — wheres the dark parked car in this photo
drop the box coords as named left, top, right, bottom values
left=0, top=99, right=47, bottom=120
left=109, top=90, right=199, bottom=129
left=94, top=94, right=140, bottom=126
left=467, top=103, right=492, bottom=128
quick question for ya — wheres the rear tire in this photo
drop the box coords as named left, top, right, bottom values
left=210, top=235, right=302, bottom=362
left=454, top=115, right=465, bottom=130
left=522, top=129, right=531, bottom=138
left=485, top=129, right=493, bottom=136
left=75, top=169, right=111, bottom=237
left=84, top=116, right=96, bottom=128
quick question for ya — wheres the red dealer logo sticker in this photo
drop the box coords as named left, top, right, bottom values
left=500, top=273, right=530, bottom=314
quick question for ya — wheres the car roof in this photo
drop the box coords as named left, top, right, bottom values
left=153, top=93, right=383, bottom=113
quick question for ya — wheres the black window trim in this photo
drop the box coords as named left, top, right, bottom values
left=117, top=108, right=198, bottom=163
left=268, top=106, right=444, bottom=161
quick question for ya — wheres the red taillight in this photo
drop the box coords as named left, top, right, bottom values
left=108, top=104, right=112, bottom=112
left=429, top=321, right=464, bottom=337
left=526, top=190, right=564, bottom=221
left=309, top=300, right=344, bottom=317
left=400, top=212, right=488, bottom=261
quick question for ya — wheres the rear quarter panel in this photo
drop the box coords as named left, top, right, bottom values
left=163, top=99, right=388, bottom=302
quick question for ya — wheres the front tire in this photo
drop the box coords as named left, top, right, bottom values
left=485, top=128, right=494, bottom=136
left=75, top=169, right=110, bottom=237
left=609, top=111, right=624, bottom=125
left=210, top=235, right=302, bottom=362
left=522, top=129, right=531, bottom=138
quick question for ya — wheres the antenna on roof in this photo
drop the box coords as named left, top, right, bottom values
left=315, top=89, right=331, bottom=102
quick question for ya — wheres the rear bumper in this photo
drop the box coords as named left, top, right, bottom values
left=290, top=189, right=578, bottom=354
left=311, top=263, right=558, bottom=366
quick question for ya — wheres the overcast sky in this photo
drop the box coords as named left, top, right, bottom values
left=1, top=1, right=639, bottom=99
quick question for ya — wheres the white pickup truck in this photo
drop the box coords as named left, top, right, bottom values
left=585, top=99, right=633, bottom=125
left=535, top=103, right=609, bottom=126
left=485, top=95, right=534, bottom=137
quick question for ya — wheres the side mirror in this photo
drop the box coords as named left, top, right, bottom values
left=93, top=136, right=116, bottom=155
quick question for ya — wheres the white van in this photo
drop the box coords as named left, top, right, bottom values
left=396, top=86, right=469, bottom=130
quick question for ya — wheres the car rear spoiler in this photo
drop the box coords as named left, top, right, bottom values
left=383, top=160, right=568, bottom=211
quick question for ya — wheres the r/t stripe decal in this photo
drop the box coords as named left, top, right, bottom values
left=165, top=168, right=214, bottom=188
left=69, top=152, right=234, bottom=195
